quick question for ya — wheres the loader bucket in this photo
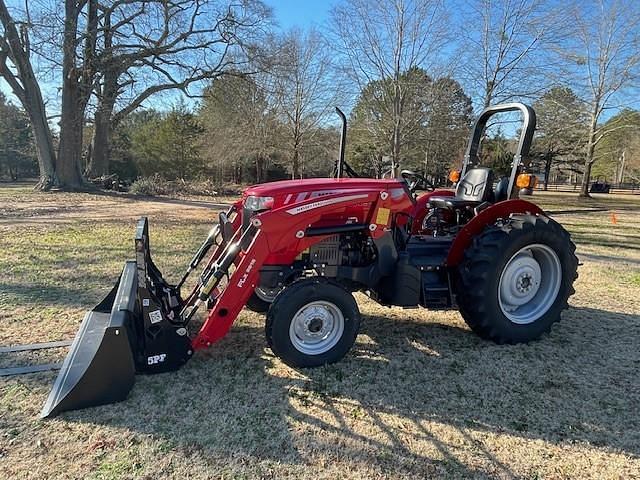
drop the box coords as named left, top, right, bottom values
left=40, top=261, right=138, bottom=418
left=41, top=217, right=193, bottom=418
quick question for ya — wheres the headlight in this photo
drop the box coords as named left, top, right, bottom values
left=245, top=195, right=274, bottom=211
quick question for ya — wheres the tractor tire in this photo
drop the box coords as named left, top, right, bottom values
left=265, top=277, right=361, bottom=368
left=245, top=287, right=281, bottom=314
left=457, top=214, right=578, bottom=344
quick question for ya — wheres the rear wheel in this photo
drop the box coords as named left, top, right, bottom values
left=266, top=278, right=360, bottom=368
left=457, top=214, right=578, bottom=343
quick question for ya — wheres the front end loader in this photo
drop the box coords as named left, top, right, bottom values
left=42, top=103, right=578, bottom=417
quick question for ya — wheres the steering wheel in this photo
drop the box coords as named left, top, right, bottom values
left=401, top=170, right=435, bottom=193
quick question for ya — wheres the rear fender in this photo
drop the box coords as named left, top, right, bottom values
left=445, top=199, right=544, bottom=266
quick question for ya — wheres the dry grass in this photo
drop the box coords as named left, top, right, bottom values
left=0, top=185, right=639, bottom=479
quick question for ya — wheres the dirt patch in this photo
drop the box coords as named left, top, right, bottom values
left=0, top=185, right=233, bottom=227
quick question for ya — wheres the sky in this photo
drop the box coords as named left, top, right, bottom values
left=0, top=0, right=336, bottom=112
left=1, top=0, right=635, bottom=128
left=267, top=0, right=335, bottom=29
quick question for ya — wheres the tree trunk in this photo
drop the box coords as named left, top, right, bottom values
left=27, top=94, right=57, bottom=190
left=292, top=148, right=300, bottom=179
left=391, top=123, right=401, bottom=177
left=579, top=104, right=602, bottom=198
left=580, top=159, right=594, bottom=197
left=255, top=154, right=265, bottom=183
left=0, top=0, right=57, bottom=190
left=56, top=0, right=97, bottom=190
left=579, top=115, right=598, bottom=197
left=86, top=7, right=117, bottom=179
left=57, top=84, right=87, bottom=189
left=88, top=75, right=117, bottom=177
left=88, top=111, right=110, bottom=177
left=391, top=86, right=402, bottom=177
left=543, top=152, right=552, bottom=191
left=617, top=150, right=626, bottom=184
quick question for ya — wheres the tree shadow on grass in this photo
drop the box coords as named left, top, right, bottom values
left=352, top=306, right=640, bottom=455
left=0, top=282, right=106, bottom=309
left=578, top=252, right=640, bottom=266
left=8, top=305, right=639, bottom=477
left=3, top=321, right=488, bottom=478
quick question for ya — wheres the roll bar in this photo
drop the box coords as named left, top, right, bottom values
left=461, top=103, right=537, bottom=198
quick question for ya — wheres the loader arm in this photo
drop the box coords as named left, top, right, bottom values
left=181, top=201, right=243, bottom=307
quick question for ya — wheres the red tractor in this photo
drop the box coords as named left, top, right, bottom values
left=42, top=103, right=578, bottom=417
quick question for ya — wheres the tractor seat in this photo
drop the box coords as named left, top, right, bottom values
left=428, top=167, right=494, bottom=210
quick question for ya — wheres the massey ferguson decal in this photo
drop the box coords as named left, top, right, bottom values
left=285, top=194, right=370, bottom=215
left=283, top=189, right=360, bottom=205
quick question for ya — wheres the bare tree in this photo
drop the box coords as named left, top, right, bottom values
left=1, top=0, right=271, bottom=189
left=459, top=0, right=560, bottom=109
left=558, top=0, right=640, bottom=197
left=199, top=73, right=278, bottom=183
left=0, top=0, right=56, bottom=189
left=1, top=0, right=108, bottom=189
left=330, top=0, right=448, bottom=175
left=272, top=28, right=341, bottom=179
left=57, top=0, right=99, bottom=188
left=87, top=0, right=271, bottom=177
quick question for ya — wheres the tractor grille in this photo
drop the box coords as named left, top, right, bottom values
left=309, top=235, right=341, bottom=265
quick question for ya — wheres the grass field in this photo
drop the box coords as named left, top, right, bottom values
left=1, top=184, right=639, bottom=479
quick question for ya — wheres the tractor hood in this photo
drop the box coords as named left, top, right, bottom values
left=243, top=177, right=407, bottom=210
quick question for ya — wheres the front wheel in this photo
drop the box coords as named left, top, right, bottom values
left=266, top=278, right=361, bottom=368
left=245, top=286, right=282, bottom=314
left=457, top=214, right=578, bottom=343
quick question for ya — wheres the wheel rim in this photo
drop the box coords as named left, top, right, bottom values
left=255, top=286, right=281, bottom=303
left=289, top=301, right=345, bottom=355
left=498, top=244, right=562, bottom=325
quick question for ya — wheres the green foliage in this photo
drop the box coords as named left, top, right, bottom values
left=592, top=109, right=640, bottom=183
left=423, top=77, right=474, bottom=182
left=0, top=93, right=37, bottom=181
left=130, top=103, right=204, bottom=179
left=481, top=131, right=514, bottom=177
left=109, top=110, right=162, bottom=180
left=348, top=68, right=472, bottom=181
left=531, top=87, right=588, bottom=185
